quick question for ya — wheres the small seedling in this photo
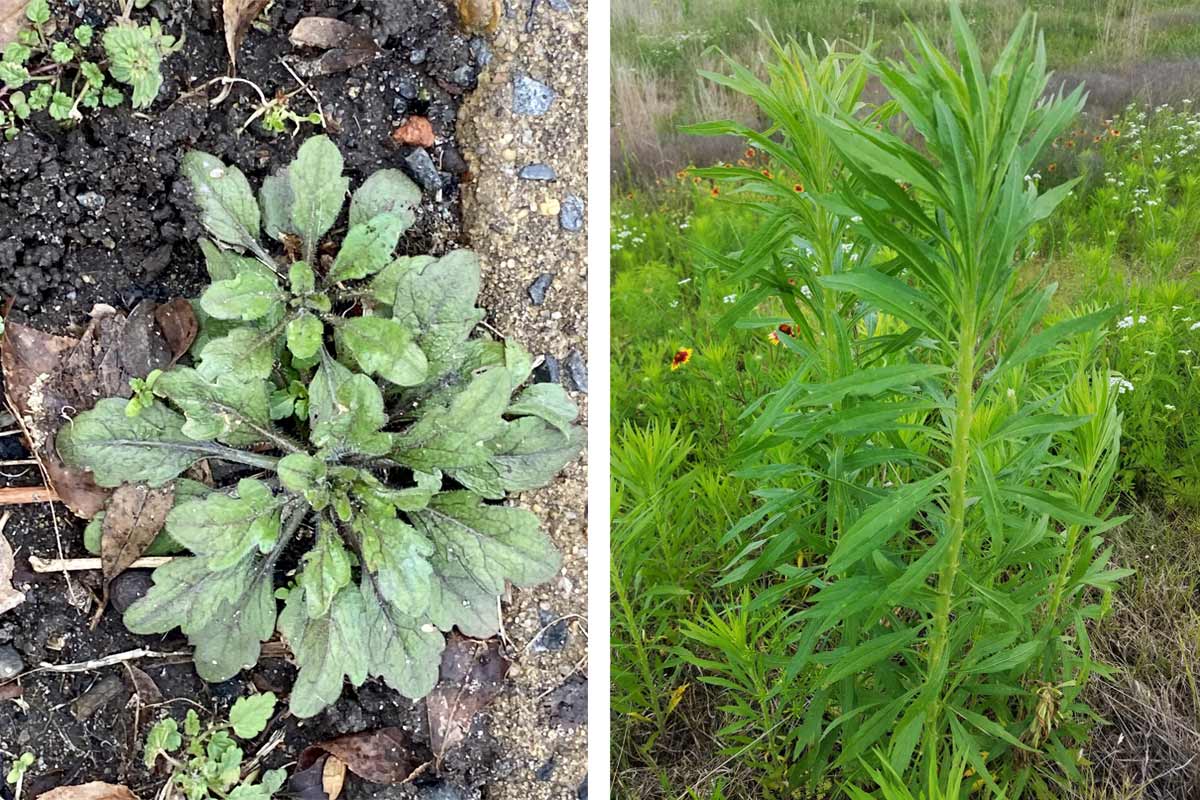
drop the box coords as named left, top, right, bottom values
left=5, top=752, right=34, bottom=786
left=144, top=694, right=286, bottom=800
left=0, top=0, right=179, bottom=137
left=127, top=369, right=163, bottom=417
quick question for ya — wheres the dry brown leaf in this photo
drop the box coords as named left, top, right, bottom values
left=0, top=0, right=28, bottom=47
left=154, top=299, right=199, bottom=366
left=321, top=756, right=346, bottom=800
left=297, top=728, right=426, bottom=784
left=0, top=321, right=106, bottom=518
left=124, top=663, right=163, bottom=706
left=427, top=634, right=510, bottom=760
left=101, top=483, right=175, bottom=581
left=288, top=754, right=331, bottom=800
left=36, top=783, right=138, bottom=800
left=1, top=302, right=183, bottom=519
left=0, top=528, right=25, bottom=616
left=392, top=117, right=434, bottom=148
left=223, top=0, right=271, bottom=71
left=289, top=17, right=377, bottom=51
left=287, top=17, right=379, bottom=77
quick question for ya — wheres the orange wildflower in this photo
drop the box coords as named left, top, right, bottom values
left=670, top=347, right=693, bottom=370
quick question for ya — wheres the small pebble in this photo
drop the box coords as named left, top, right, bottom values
left=409, top=47, right=427, bottom=64
left=565, top=350, right=587, bottom=393
left=535, top=758, right=555, bottom=781
left=519, top=163, right=556, bottom=181
left=404, top=148, right=444, bottom=192
left=578, top=777, right=588, bottom=800
left=534, top=354, right=561, bottom=383
left=532, top=613, right=570, bottom=652
left=76, top=191, right=106, bottom=212
left=396, top=78, right=418, bottom=100
left=528, top=272, right=554, bottom=305
left=559, top=194, right=584, bottom=232
left=110, top=570, right=154, bottom=614
left=0, top=645, right=22, bottom=680
left=539, top=197, right=561, bottom=217
left=451, top=64, right=476, bottom=87
left=470, top=37, right=492, bottom=67
left=418, top=783, right=469, bottom=800
left=441, top=146, right=469, bottom=175
left=512, top=73, right=555, bottom=115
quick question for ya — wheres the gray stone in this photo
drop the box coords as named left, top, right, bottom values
left=451, top=64, right=476, bottom=88
left=564, top=350, right=587, bottom=393
left=396, top=77, right=418, bottom=100
left=533, top=354, right=560, bottom=383
left=518, top=163, right=556, bottom=181
left=417, top=783, right=471, bottom=800
left=404, top=148, right=444, bottom=192
left=470, top=37, right=492, bottom=67
left=559, top=194, right=584, bottom=232
left=441, top=146, right=469, bottom=175
left=0, top=645, right=22, bottom=680
left=110, top=570, right=153, bottom=614
left=549, top=0, right=570, bottom=9
left=409, top=48, right=427, bottom=64
left=577, top=777, right=587, bottom=800
left=532, top=609, right=569, bottom=652
left=513, top=73, right=555, bottom=115
left=76, top=191, right=106, bottom=212
left=528, top=272, right=554, bottom=305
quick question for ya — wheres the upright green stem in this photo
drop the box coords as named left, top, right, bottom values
left=926, top=307, right=977, bottom=747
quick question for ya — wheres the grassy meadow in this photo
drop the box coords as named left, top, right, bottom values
left=611, top=2, right=1200, bottom=798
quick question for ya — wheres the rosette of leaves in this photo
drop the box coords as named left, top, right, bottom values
left=57, top=135, right=584, bottom=717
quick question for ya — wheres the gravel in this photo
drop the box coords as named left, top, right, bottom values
left=512, top=73, right=556, bottom=115
left=559, top=195, right=584, bottom=232
left=404, top=147, right=444, bottom=192
left=518, top=163, right=557, bottom=181
left=564, top=350, right=587, bottom=393
left=528, top=272, right=554, bottom=305
left=0, top=644, right=23, bottom=680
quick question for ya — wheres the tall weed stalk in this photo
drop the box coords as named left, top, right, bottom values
left=691, top=7, right=1131, bottom=795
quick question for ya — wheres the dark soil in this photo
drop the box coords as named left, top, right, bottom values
left=0, top=0, right=479, bottom=326
left=0, top=1, right=554, bottom=797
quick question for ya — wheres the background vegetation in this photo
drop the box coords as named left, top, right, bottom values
left=611, top=0, right=1200, bottom=183
left=611, top=2, right=1200, bottom=798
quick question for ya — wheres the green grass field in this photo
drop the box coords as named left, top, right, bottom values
left=611, top=5, right=1200, bottom=797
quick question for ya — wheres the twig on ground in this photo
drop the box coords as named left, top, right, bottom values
left=30, top=555, right=174, bottom=573
left=0, top=486, right=59, bottom=505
